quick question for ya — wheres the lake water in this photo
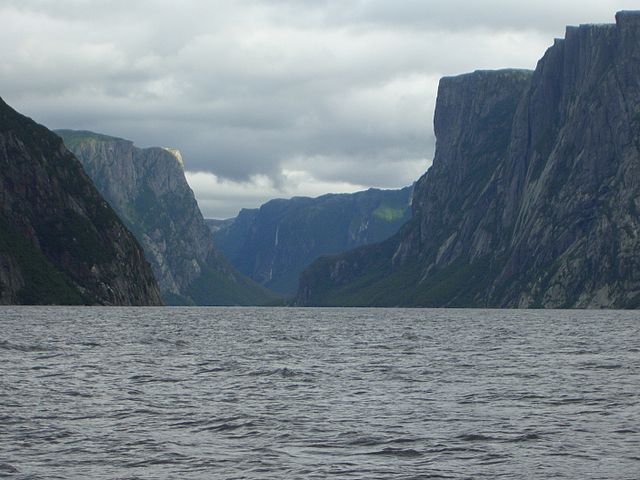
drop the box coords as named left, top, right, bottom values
left=0, top=307, right=639, bottom=479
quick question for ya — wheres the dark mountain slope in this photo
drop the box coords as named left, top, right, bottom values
left=0, top=99, right=162, bottom=305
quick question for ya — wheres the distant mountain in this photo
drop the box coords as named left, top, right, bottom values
left=297, top=12, right=640, bottom=308
left=205, top=218, right=235, bottom=234
left=0, top=98, right=162, bottom=305
left=57, top=130, right=278, bottom=306
left=210, top=187, right=412, bottom=295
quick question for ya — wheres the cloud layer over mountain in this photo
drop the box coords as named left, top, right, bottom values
left=1, top=0, right=636, bottom=216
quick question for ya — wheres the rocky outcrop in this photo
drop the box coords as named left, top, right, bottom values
left=57, top=130, right=278, bottom=305
left=297, top=12, right=640, bottom=309
left=0, top=98, right=162, bottom=305
left=210, top=187, right=412, bottom=295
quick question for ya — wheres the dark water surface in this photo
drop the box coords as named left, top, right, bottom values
left=1, top=307, right=639, bottom=479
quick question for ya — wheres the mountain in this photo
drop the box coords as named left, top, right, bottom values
left=297, top=11, right=640, bottom=309
left=0, top=98, right=162, bottom=305
left=57, top=130, right=278, bottom=306
left=209, top=187, right=412, bottom=295
left=205, top=218, right=235, bottom=234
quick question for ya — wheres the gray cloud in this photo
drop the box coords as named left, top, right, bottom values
left=1, top=0, right=637, bottom=217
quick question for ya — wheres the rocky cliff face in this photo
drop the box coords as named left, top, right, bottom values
left=0, top=99, right=162, bottom=305
left=210, top=187, right=412, bottom=295
left=57, top=130, right=277, bottom=305
left=297, top=12, right=640, bottom=309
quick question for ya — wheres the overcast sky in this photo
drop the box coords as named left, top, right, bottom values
left=1, top=0, right=637, bottom=217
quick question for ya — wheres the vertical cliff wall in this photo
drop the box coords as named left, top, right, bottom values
left=0, top=99, right=162, bottom=305
left=297, top=12, right=640, bottom=308
left=58, top=130, right=278, bottom=305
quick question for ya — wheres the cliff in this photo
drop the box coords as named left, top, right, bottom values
left=297, top=12, right=640, bottom=308
left=210, top=187, right=412, bottom=295
left=57, top=130, right=278, bottom=305
left=0, top=98, right=162, bottom=305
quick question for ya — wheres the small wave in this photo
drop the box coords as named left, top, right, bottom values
left=169, top=415, right=255, bottom=433
left=401, top=332, right=419, bottom=340
left=127, top=375, right=182, bottom=384
left=34, top=353, right=65, bottom=360
left=195, top=367, right=226, bottom=375
left=146, top=377, right=183, bottom=383
left=386, top=437, right=420, bottom=445
left=112, top=408, right=163, bottom=419
left=429, top=445, right=484, bottom=453
left=512, top=393, right=547, bottom=400
left=248, top=367, right=309, bottom=378
left=346, top=436, right=386, bottom=447
left=195, top=421, right=256, bottom=433
left=123, top=452, right=192, bottom=468
left=478, top=454, right=509, bottom=465
left=508, top=432, right=542, bottom=442
left=593, top=364, right=624, bottom=370
left=168, top=419, right=208, bottom=429
left=345, top=436, right=419, bottom=447
left=306, top=442, right=336, bottom=448
left=0, top=339, right=55, bottom=352
left=456, top=433, right=497, bottom=442
left=279, top=367, right=299, bottom=378
left=138, top=337, right=189, bottom=347
left=61, top=390, right=92, bottom=398
left=0, top=463, right=19, bottom=474
left=365, top=447, right=422, bottom=458
left=548, top=397, right=585, bottom=405
left=277, top=334, right=306, bottom=342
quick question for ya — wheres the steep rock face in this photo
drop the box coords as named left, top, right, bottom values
left=495, top=13, right=640, bottom=307
left=297, top=12, right=640, bottom=308
left=0, top=99, right=162, bottom=305
left=210, top=187, right=412, bottom=295
left=57, top=130, right=277, bottom=305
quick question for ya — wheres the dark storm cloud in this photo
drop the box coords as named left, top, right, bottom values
left=0, top=0, right=636, bottom=216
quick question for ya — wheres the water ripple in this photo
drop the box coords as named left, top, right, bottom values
left=0, top=306, right=639, bottom=479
